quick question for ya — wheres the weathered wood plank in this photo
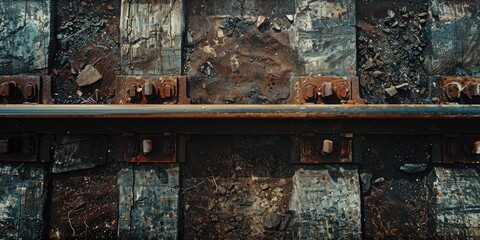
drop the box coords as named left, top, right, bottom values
left=118, top=165, right=179, bottom=239
left=289, top=166, right=362, bottom=239
left=120, top=0, right=184, bottom=76
left=0, top=0, right=50, bottom=74
left=430, top=167, right=480, bottom=238
left=426, top=0, right=480, bottom=76
left=289, top=0, right=356, bottom=76
left=52, top=135, right=109, bottom=173
left=0, top=163, right=46, bottom=239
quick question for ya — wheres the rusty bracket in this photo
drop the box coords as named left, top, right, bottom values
left=349, top=76, right=366, bottom=104
left=444, top=134, right=480, bottom=163
left=113, top=75, right=190, bottom=104
left=288, top=75, right=364, bottom=104
left=0, top=75, right=53, bottom=104
left=440, top=77, right=480, bottom=104
left=299, top=133, right=353, bottom=164
left=0, top=133, right=38, bottom=162
left=116, top=133, right=177, bottom=163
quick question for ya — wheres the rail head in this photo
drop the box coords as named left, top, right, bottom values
left=1, top=104, right=480, bottom=119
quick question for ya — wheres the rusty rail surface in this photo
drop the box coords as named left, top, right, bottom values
left=1, top=104, right=480, bottom=119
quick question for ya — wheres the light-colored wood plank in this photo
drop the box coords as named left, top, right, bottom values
left=289, top=0, right=356, bottom=76
left=430, top=167, right=480, bottom=238
left=118, top=165, right=179, bottom=238
left=290, top=167, right=362, bottom=239
left=121, top=0, right=184, bottom=76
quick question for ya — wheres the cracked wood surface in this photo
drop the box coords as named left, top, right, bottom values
left=52, top=135, right=110, bottom=173
left=289, top=0, right=356, bottom=76
left=0, top=163, right=46, bottom=239
left=426, top=0, right=480, bottom=76
left=0, top=0, right=50, bottom=74
left=290, top=166, right=362, bottom=239
left=117, top=164, right=179, bottom=239
left=430, top=167, right=480, bottom=238
left=120, top=0, right=184, bottom=76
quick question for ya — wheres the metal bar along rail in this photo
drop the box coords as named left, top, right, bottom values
left=1, top=104, right=480, bottom=119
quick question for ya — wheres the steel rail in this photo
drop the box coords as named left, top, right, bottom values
left=1, top=104, right=480, bottom=119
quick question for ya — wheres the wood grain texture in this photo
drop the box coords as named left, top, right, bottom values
left=290, top=167, right=362, bottom=239
left=121, top=0, right=184, bottom=76
left=0, top=163, right=46, bottom=239
left=426, top=0, right=480, bottom=76
left=118, top=165, right=179, bottom=239
left=430, top=167, right=480, bottom=238
left=289, top=0, right=356, bottom=76
left=0, top=0, right=50, bottom=74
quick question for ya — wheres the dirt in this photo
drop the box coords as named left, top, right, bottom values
left=48, top=163, right=119, bottom=239
left=183, top=177, right=293, bottom=239
left=182, top=135, right=295, bottom=238
left=357, top=0, right=433, bottom=104
left=361, top=136, right=434, bottom=239
left=184, top=135, right=294, bottom=178
left=184, top=1, right=303, bottom=104
left=51, top=0, right=120, bottom=104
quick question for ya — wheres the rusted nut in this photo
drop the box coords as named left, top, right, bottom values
left=143, top=81, right=156, bottom=98
left=474, top=83, right=480, bottom=96
left=339, top=139, right=350, bottom=157
left=301, top=139, right=314, bottom=157
left=304, top=84, right=317, bottom=100
left=126, top=140, right=139, bottom=158
left=336, top=82, right=349, bottom=99
left=21, top=138, right=34, bottom=154
left=160, top=83, right=176, bottom=99
left=321, top=139, right=334, bottom=155
left=143, top=139, right=153, bottom=155
left=0, top=81, right=17, bottom=99
left=23, top=82, right=38, bottom=100
left=127, top=84, right=139, bottom=99
left=0, top=139, right=8, bottom=154
left=447, top=140, right=461, bottom=157
left=320, top=82, right=333, bottom=97
left=162, top=140, right=175, bottom=157
left=473, top=141, right=480, bottom=155
left=465, top=83, right=480, bottom=99
left=445, top=82, right=462, bottom=101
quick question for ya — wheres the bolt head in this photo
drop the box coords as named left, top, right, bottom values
left=322, top=139, right=334, bottom=155
left=161, top=83, right=176, bottom=99
left=321, top=82, right=333, bottom=97
left=143, top=139, right=153, bottom=155
left=466, top=83, right=480, bottom=98
left=301, top=139, right=314, bottom=157
left=339, top=139, right=350, bottom=157
left=447, top=140, right=461, bottom=157
left=473, top=141, right=480, bottom=155
left=0, top=81, right=17, bottom=98
left=445, top=82, right=461, bottom=100
left=305, top=84, right=317, bottom=100
left=0, top=139, right=9, bottom=154
left=24, top=82, right=37, bottom=100
left=336, top=83, right=349, bottom=99
left=162, top=140, right=174, bottom=157
left=128, top=84, right=138, bottom=98
left=143, top=81, right=156, bottom=97
left=126, top=140, right=139, bottom=157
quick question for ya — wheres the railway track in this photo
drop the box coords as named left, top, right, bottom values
left=1, top=0, right=480, bottom=238
left=1, top=104, right=480, bottom=119
left=1, top=104, right=480, bottom=239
